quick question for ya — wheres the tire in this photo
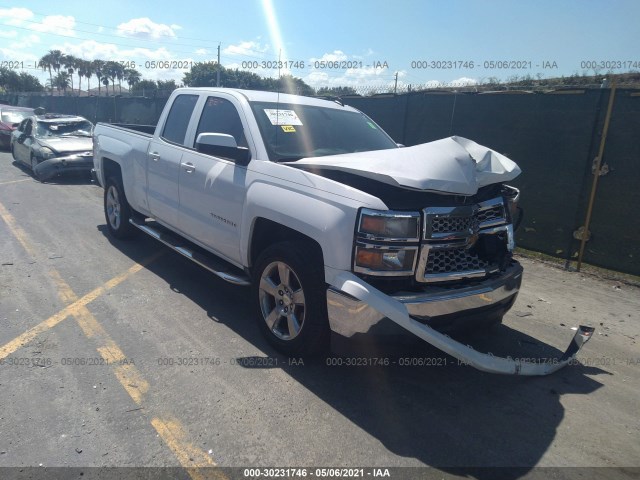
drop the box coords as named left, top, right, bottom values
left=252, top=241, right=330, bottom=356
left=104, top=176, right=135, bottom=239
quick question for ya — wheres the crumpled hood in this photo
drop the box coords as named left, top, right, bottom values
left=38, top=136, right=92, bottom=154
left=288, top=136, right=521, bottom=195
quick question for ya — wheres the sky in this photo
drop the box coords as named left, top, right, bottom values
left=1, top=0, right=639, bottom=92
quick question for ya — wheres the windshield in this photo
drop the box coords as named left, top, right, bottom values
left=250, top=101, right=397, bottom=161
left=36, top=120, right=93, bottom=138
left=1, top=110, right=32, bottom=125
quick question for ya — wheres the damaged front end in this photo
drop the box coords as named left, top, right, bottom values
left=34, top=152, right=94, bottom=181
left=327, top=272, right=594, bottom=375
left=317, top=137, right=593, bottom=375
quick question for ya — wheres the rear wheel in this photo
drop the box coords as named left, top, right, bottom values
left=252, top=241, right=330, bottom=356
left=104, top=176, right=135, bottom=239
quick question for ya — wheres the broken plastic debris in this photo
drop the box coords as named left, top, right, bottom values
left=571, top=327, right=578, bottom=331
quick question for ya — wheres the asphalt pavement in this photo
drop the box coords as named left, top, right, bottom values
left=0, top=152, right=638, bottom=480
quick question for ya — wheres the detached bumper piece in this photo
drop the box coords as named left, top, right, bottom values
left=34, top=154, right=94, bottom=181
left=328, top=269, right=594, bottom=376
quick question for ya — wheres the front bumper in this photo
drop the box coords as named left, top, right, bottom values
left=34, top=154, right=94, bottom=180
left=327, top=261, right=523, bottom=337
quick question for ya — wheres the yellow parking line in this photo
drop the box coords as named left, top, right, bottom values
left=1, top=200, right=221, bottom=478
left=0, top=200, right=38, bottom=258
left=0, top=260, right=154, bottom=360
left=0, top=178, right=31, bottom=186
left=151, top=417, right=228, bottom=480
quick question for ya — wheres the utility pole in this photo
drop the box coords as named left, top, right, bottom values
left=394, top=71, right=398, bottom=94
left=216, top=43, right=221, bottom=87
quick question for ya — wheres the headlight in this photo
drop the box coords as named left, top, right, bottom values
left=354, top=245, right=418, bottom=274
left=354, top=209, right=420, bottom=276
left=357, top=209, right=420, bottom=241
left=502, top=185, right=520, bottom=222
left=38, top=146, right=55, bottom=160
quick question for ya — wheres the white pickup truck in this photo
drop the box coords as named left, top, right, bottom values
left=92, top=87, right=593, bottom=375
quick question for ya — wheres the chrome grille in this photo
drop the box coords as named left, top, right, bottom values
left=417, top=197, right=510, bottom=283
left=477, top=204, right=505, bottom=226
left=425, top=247, right=488, bottom=275
left=431, top=215, right=479, bottom=234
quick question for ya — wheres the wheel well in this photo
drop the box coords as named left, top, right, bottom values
left=250, top=218, right=324, bottom=269
left=102, top=157, right=122, bottom=183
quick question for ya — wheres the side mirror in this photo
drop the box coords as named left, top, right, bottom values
left=196, top=133, right=251, bottom=165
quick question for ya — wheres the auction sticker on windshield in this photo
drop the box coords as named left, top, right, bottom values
left=264, top=109, right=303, bottom=126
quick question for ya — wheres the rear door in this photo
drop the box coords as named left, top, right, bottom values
left=147, top=94, right=199, bottom=228
left=177, top=94, right=251, bottom=264
left=14, top=118, right=34, bottom=165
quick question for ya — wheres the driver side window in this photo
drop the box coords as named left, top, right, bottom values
left=195, top=97, right=247, bottom=148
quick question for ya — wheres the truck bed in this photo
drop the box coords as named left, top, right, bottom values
left=97, top=123, right=156, bottom=136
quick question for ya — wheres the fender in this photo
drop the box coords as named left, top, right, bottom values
left=242, top=180, right=363, bottom=271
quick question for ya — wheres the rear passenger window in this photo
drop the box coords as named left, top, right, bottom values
left=161, top=94, right=198, bottom=146
left=195, top=97, right=247, bottom=148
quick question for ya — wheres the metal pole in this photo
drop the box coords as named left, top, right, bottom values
left=216, top=44, right=221, bottom=87
left=576, top=79, right=617, bottom=271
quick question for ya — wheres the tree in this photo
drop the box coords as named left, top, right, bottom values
left=18, top=72, right=44, bottom=92
left=48, top=71, right=71, bottom=94
left=104, top=61, right=122, bottom=95
left=157, top=79, right=179, bottom=94
left=92, top=60, right=105, bottom=96
left=38, top=53, right=54, bottom=94
left=124, top=68, right=141, bottom=91
left=316, top=86, right=357, bottom=96
left=131, top=79, right=158, bottom=96
left=62, top=54, right=80, bottom=95
left=183, top=63, right=315, bottom=95
left=83, top=60, right=94, bottom=93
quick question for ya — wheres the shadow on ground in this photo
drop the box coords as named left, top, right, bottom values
left=11, top=160, right=92, bottom=185
left=99, top=225, right=606, bottom=479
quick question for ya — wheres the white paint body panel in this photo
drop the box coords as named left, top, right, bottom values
left=291, top=135, right=521, bottom=195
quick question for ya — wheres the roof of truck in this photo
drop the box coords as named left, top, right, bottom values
left=174, top=87, right=358, bottom=111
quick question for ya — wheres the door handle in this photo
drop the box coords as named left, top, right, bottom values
left=149, top=152, right=160, bottom=161
left=181, top=162, right=195, bottom=173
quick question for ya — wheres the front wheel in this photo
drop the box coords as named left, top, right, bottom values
left=252, top=241, right=330, bottom=356
left=104, top=176, right=135, bottom=239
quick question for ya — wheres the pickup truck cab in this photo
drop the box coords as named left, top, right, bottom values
left=93, top=88, right=593, bottom=375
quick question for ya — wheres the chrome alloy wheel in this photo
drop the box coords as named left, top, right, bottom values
left=258, top=261, right=306, bottom=340
left=106, top=185, right=122, bottom=230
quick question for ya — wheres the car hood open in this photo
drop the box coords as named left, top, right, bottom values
left=287, top=136, right=521, bottom=195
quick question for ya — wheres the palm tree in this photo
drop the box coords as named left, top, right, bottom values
left=104, top=61, right=121, bottom=96
left=48, top=71, right=70, bottom=94
left=102, top=76, right=110, bottom=95
left=77, top=60, right=87, bottom=95
left=124, top=68, right=141, bottom=92
left=115, top=64, right=124, bottom=94
left=92, top=60, right=105, bottom=96
left=49, top=50, right=63, bottom=79
left=83, top=60, right=94, bottom=94
left=38, top=52, right=54, bottom=95
left=62, top=54, right=79, bottom=95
